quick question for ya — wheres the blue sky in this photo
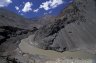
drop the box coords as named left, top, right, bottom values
left=0, top=0, right=73, bottom=18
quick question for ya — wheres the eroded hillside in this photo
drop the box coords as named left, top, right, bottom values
left=30, top=0, right=96, bottom=53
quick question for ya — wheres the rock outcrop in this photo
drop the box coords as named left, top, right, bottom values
left=30, top=0, right=96, bottom=53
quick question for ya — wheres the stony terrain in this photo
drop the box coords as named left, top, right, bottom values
left=0, top=8, right=38, bottom=63
left=0, top=0, right=96, bottom=63
left=30, top=0, right=96, bottom=53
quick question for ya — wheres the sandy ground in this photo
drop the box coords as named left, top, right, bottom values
left=19, top=36, right=96, bottom=59
left=18, top=35, right=96, bottom=63
left=45, top=58, right=94, bottom=63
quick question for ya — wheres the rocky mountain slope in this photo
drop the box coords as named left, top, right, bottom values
left=0, top=8, right=37, bottom=29
left=29, top=0, right=96, bottom=53
left=0, top=8, right=38, bottom=56
left=0, top=0, right=96, bottom=63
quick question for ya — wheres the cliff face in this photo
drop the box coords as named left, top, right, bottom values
left=30, top=0, right=96, bottom=53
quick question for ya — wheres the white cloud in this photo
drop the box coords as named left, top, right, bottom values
left=39, top=0, right=64, bottom=10
left=0, top=0, right=12, bottom=7
left=18, top=10, right=20, bottom=13
left=49, top=11, right=52, bottom=13
left=44, top=13, right=48, bottom=15
left=6, top=0, right=12, bottom=3
left=21, top=13, right=24, bottom=15
left=39, top=1, right=51, bottom=10
left=50, top=0, right=64, bottom=8
left=15, top=6, right=19, bottom=10
left=22, top=2, right=32, bottom=12
left=69, top=0, right=73, bottom=3
left=33, top=9, right=39, bottom=13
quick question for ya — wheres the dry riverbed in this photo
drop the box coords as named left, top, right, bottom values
left=19, top=36, right=96, bottom=63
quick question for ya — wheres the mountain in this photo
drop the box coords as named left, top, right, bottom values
left=29, top=0, right=96, bottom=53
left=0, top=8, right=37, bottom=29
left=0, top=8, right=38, bottom=55
left=0, top=0, right=96, bottom=63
